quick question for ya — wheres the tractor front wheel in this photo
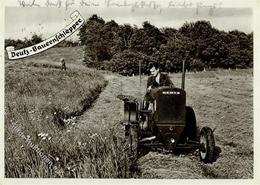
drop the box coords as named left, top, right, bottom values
left=199, top=127, right=215, bottom=163
left=185, top=106, right=197, bottom=141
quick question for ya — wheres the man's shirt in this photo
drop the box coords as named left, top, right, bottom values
left=147, top=72, right=174, bottom=88
left=155, top=73, right=160, bottom=84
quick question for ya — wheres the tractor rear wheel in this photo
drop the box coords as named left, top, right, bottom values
left=124, top=125, right=139, bottom=177
left=126, top=125, right=139, bottom=171
left=128, top=126, right=138, bottom=160
left=199, top=127, right=215, bottom=163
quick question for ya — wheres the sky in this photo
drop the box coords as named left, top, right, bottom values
left=5, top=6, right=253, bottom=41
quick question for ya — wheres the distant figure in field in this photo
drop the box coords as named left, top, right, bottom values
left=144, top=63, right=174, bottom=109
left=60, top=58, right=66, bottom=71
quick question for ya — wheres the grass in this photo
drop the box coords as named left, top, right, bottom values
left=139, top=69, right=253, bottom=178
left=5, top=47, right=132, bottom=178
left=90, top=68, right=253, bottom=179
left=5, top=47, right=253, bottom=178
left=76, top=67, right=253, bottom=179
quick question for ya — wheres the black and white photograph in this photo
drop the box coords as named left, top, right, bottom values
left=1, top=0, right=258, bottom=182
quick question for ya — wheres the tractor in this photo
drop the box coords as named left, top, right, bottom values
left=117, top=57, right=216, bottom=164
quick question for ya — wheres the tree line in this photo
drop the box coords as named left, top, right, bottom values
left=79, top=15, right=253, bottom=75
left=5, top=34, right=79, bottom=50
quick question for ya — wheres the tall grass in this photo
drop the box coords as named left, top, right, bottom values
left=5, top=62, right=131, bottom=178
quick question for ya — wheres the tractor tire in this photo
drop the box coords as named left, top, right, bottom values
left=128, top=126, right=138, bottom=162
left=185, top=106, right=197, bottom=141
left=199, top=127, right=215, bottom=163
left=123, top=125, right=139, bottom=177
left=124, top=126, right=139, bottom=175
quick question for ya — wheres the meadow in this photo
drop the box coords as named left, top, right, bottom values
left=139, top=69, right=253, bottom=178
left=5, top=47, right=130, bottom=178
left=73, top=68, right=253, bottom=179
left=5, top=47, right=253, bottom=178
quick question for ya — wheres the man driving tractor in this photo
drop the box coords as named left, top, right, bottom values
left=118, top=58, right=216, bottom=166
left=144, top=63, right=174, bottom=109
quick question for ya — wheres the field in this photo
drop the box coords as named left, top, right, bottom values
left=5, top=47, right=127, bottom=178
left=140, top=70, right=253, bottom=178
left=5, top=47, right=253, bottom=178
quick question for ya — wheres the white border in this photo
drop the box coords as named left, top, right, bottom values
left=1, top=0, right=259, bottom=185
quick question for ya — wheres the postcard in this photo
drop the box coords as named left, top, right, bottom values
left=1, top=0, right=259, bottom=184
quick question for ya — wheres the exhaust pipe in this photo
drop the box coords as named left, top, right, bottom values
left=182, top=56, right=186, bottom=90
left=182, top=51, right=189, bottom=90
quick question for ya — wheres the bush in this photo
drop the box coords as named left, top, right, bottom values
left=103, top=50, right=155, bottom=76
left=190, top=59, right=205, bottom=71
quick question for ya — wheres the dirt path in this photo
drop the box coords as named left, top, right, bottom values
left=76, top=70, right=253, bottom=179
left=76, top=72, right=146, bottom=131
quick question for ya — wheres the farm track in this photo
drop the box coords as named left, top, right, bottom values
left=77, top=70, right=253, bottom=178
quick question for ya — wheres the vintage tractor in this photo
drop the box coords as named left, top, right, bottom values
left=118, top=59, right=216, bottom=164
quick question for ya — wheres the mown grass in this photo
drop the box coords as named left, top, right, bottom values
left=5, top=58, right=131, bottom=178
left=95, top=68, right=253, bottom=179
left=138, top=69, right=253, bottom=178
